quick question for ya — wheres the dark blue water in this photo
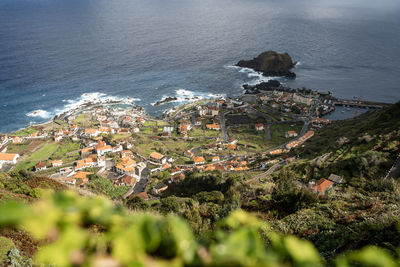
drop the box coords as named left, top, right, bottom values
left=1, top=0, right=400, bottom=132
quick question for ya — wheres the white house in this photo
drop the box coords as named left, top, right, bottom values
left=0, top=153, right=19, bottom=165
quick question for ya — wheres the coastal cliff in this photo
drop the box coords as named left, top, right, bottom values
left=237, top=50, right=296, bottom=78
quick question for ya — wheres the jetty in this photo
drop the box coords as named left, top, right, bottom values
left=333, top=98, right=392, bottom=109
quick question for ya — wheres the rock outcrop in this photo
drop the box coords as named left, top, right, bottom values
left=153, top=97, right=178, bottom=106
left=237, top=50, right=296, bottom=78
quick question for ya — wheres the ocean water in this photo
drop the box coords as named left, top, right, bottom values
left=1, top=0, right=400, bottom=133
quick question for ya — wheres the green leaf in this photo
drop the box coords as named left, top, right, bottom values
left=283, top=236, right=322, bottom=265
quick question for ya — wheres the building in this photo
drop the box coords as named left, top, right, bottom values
left=121, top=150, right=134, bottom=159
left=52, top=160, right=63, bottom=167
left=179, top=124, right=191, bottom=134
left=255, top=123, right=264, bottom=131
left=115, top=158, right=136, bottom=175
left=101, top=120, right=119, bottom=128
left=193, top=156, right=205, bottom=165
left=0, top=153, right=19, bottom=165
left=312, top=178, right=334, bottom=195
left=206, top=124, right=221, bottom=130
left=152, top=183, right=168, bottom=194
left=195, top=117, right=202, bottom=126
left=81, top=146, right=95, bottom=155
left=269, top=149, right=283, bottom=155
left=73, top=171, right=92, bottom=187
left=84, top=129, right=99, bottom=137
left=293, top=93, right=313, bottom=105
left=162, top=163, right=172, bottom=171
left=212, top=156, right=220, bottom=162
left=163, top=126, right=174, bottom=133
left=119, top=175, right=137, bottom=186
left=135, top=192, right=149, bottom=200
left=312, top=117, right=331, bottom=128
left=285, top=131, right=298, bottom=138
left=11, top=136, right=23, bottom=144
left=35, top=162, right=47, bottom=171
left=75, top=156, right=97, bottom=171
left=149, top=152, right=166, bottom=164
left=95, top=141, right=112, bottom=156
left=0, top=136, right=9, bottom=146
left=327, top=174, right=343, bottom=184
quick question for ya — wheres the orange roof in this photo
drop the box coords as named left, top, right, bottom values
left=162, top=163, right=172, bottom=170
left=73, top=171, right=93, bottom=180
left=135, top=192, right=149, bottom=200
left=180, top=125, right=189, bottom=132
left=288, top=130, right=297, bottom=134
left=227, top=144, right=236, bottom=149
left=255, top=123, right=264, bottom=127
left=0, top=153, right=18, bottom=161
left=121, top=175, right=136, bottom=186
left=206, top=124, right=220, bottom=129
left=96, top=141, right=112, bottom=151
left=150, top=152, right=164, bottom=160
left=81, top=147, right=94, bottom=154
left=35, top=162, right=46, bottom=168
left=212, top=156, right=220, bottom=160
left=121, top=150, right=134, bottom=158
left=193, top=156, right=205, bottom=163
left=312, top=178, right=334, bottom=194
left=116, top=158, right=136, bottom=173
left=52, top=160, right=63, bottom=165
left=204, top=165, right=215, bottom=171
left=270, top=149, right=283, bottom=155
left=85, top=129, right=97, bottom=134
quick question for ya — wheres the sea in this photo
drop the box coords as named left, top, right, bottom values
left=1, top=0, right=400, bottom=133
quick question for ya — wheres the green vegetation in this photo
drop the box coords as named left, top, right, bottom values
left=5, top=143, right=28, bottom=155
left=229, top=127, right=274, bottom=152
left=15, top=142, right=59, bottom=171
left=1, top=191, right=400, bottom=266
left=11, top=127, right=37, bottom=137
left=0, top=236, right=15, bottom=263
left=189, top=127, right=221, bottom=138
left=49, top=139, right=80, bottom=163
left=88, top=174, right=130, bottom=200
left=270, top=122, right=303, bottom=139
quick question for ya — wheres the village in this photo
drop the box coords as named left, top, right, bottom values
left=0, top=87, right=342, bottom=199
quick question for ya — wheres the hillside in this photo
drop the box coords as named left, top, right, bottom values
left=0, top=103, right=400, bottom=265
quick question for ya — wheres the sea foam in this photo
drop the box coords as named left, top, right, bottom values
left=26, top=109, right=52, bottom=118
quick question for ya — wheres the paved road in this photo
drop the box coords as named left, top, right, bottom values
left=219, top=111, right=230, bottom=142
left=246, top=162, right=283, bottom=183
left=384, top=153, right=400, bottom=180
left=123, top=165, right=149, bottom=198
left=264, top=124, right=271, bottom=140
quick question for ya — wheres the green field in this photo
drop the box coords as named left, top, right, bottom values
left=189, top=128, right=221, bottom=138
left=15, top=142, right=60, bottom=171
left=143, top=120, right=169, bottom=127
left=11, top=127, right=37, bottom=137
left=5, top=143, right=28, bottom=155
left=270, top=122, right=303, bottom=139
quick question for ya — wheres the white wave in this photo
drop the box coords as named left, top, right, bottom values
left=55, top=92, right=139, bottom=116
left=295, top=61, right=302, bottom=67
left=223, top=63, right=241, bottom=70
left=207, top=93, right=226, bottom=99
left=152, top=88, right=225, bottom=107
left=231, top=65, right=282, bottom=86
left=26, top=109, right=52, bottom=118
